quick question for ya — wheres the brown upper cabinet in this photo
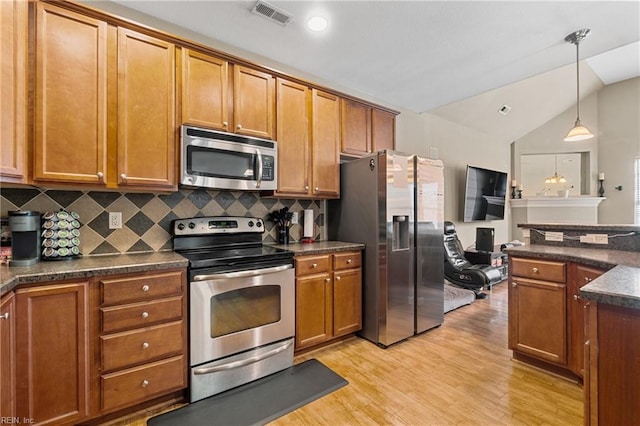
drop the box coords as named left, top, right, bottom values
left=311, top=89, right=340, bottom=198
left=341, top=98, right=396, bottom=157
left=33, top=2, right=176, bottom=191
left=0, top=0, right=28, bottom=184
left=181, top=48, right=275, bottom=139
left=274, top=80, right=339, bottom=198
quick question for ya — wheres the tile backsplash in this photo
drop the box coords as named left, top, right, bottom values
left=1, top=188, right=323, bottom=256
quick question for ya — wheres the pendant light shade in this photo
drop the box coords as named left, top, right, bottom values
left=564, top=29, right=594, bottom=142
left=545, top=155, right=567, bottom=184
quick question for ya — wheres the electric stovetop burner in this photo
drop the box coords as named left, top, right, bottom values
left=172, top=216, right=293, bottom=273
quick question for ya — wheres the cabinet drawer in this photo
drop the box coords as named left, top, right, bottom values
left=101, top=296, right=183, bottom=333
left=101, top=355, right=185, bottom=413
left=101, top=321, right=184, bottom=371
left=101, top=270, right=183, bottom=305
left=333, top=251, right=361, bottom=271
left=295, top=255, right=330, bottom=276
left=511, top=258, right=566, bottom=283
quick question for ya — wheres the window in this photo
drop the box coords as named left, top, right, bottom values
left=636, top=157, right=640, bottom=224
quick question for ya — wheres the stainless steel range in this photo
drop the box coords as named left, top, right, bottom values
left=172, top=216, right=295, bottom=402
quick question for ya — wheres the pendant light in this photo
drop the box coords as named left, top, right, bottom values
left=545, top=155, right=567, bottom=184
left=564, top=28, right=594, bottom=142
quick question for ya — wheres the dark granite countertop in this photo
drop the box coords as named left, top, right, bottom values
left=1, top=251, right=188, bottom=297
left=579, top=265, right=640, bottom=309
left=271, top=241, right=364, bottom=256
left=518, top=223, right=640, bottom=232
left=504, top=245, right=640, bottom=309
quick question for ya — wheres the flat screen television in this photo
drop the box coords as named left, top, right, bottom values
left=463, top=165, right=508, bottom=222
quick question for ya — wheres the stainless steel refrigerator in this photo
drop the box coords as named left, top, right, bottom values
left=328, top=151, right=444, bottom=347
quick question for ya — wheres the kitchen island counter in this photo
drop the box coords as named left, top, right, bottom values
left=504, top=245, right=640, bottom=309
left=0, top=251, right=188, bottom=296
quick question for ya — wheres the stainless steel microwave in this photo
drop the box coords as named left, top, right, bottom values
left=181, top=126, right=277, bottom=191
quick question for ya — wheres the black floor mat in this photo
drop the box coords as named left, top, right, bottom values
left=147, top=359, right=348, bottom=426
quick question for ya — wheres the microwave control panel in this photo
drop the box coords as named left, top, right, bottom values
left=262, top=156, right=275, bottom=181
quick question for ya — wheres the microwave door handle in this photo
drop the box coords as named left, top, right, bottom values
left=255, top=148, right=263, bottom=189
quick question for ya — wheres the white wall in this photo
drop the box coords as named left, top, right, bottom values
left=396, top=112, right=511, bottom=249
left=597, top=77, right=640, bottom=224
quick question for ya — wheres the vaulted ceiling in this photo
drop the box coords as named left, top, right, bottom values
left=107, top=0, right=640, bottom=115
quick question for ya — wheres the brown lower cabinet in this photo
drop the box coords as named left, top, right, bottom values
left=508, top=255, right=605, bottom=379
left=3, top=268, right=187, bottom=425
left=585, top=301, right=640, bottom=425
left=294, top=250, right=362, bottom=352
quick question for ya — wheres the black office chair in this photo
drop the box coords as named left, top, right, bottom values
left=443, top=221, right=503, bottom=299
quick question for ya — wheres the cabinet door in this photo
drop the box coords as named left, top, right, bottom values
left=295, top=273, right=332, bottom=350
left=333, top=268, right=362, bottom=337
left=341, top=98, right=371, bottom=156
left=509, top=277, right=567, bottom=365
left=371, top=108, right=395, bottom=152
left=311, top=89, right=340, bottom=198
left=569, top=264, right=604, bottom=377
left=233, top=65, right=274, bottom=139
left=275, top=78, right=310, bottom=196
left=15, top=282, right=92, bottom=425
left=0, top=0, right=27, bottom=183
left=181, top=49, right=229, bottom=131
left=1, top=292, right=16, bottom=417
left=34, top=2, right=108, bottom=185
left=117, top=28, right=176, bottom=190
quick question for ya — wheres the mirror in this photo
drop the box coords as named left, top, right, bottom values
left=520, top=153, right=588, bottom=197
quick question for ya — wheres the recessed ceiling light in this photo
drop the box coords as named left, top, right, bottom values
left=307, top=16, right=328, bottom=32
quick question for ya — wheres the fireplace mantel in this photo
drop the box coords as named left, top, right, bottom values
left=510, top=196, right=605, bottom=240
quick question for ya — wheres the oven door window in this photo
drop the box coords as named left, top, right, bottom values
left=188, top=146, right=255, bottom=180
left=210, top=285, right=281, bottom=338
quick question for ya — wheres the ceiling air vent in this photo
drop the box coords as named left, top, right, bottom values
left=251, top=0, right=293, bottom=26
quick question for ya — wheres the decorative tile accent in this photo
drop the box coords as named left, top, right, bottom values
left=87, top=191, right=121, bottom=208
left=45, top=190, right=84, bottom=207
left=0, top=188, right=40, bottom=206
left=125, top=193, right=155, bottom=209
left=1, top=188, right=324, bottom=256
left=126, top=212, right=154, bottom=237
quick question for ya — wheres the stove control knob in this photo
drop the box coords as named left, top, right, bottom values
left=256, top=220, right=262, bottom=228
left=188, top=222, right=196, bottom=229
left=248, top=221, right=254, bottom=227
left=177, top=223, right=185, bottom=231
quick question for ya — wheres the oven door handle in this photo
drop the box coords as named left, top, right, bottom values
left=193, top=264, right=292, bottom=281
left=193, top=339, right=293, bottom=375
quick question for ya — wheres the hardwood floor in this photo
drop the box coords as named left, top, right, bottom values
left=123, top=282, right=583, bottom=425
left=273, top=282, right=583, bottom=425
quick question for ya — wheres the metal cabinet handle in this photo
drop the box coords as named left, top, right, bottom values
left=97, top=172, right=104, bottom=179
left=336, top=276, right=341, bottom=281
left=0, top=313, right=9, bottom=320
left=142, top=342, right=149, bottom=349
left=346, top=259, right=352, bottom=264
left=512, top=282, right=517, bottom=287
left=304, top=185, right=309, bottom=190
left=315, top=187, right=319, bottom=191
left=573, top=294, right=581, bottom=301
left=532, top=267, right=539, bottom=273
left=237, top=124, right=242, bottom=130
left=311, top=263, right=318, bottom=268
left=222, top=121, right=228, bottom=127
left=141, top=312, right=149, bottom=319
left=120, top=173, right=127, bottom=180
left=584, top=277, right=592, bottom=282
left=142, top=285, right=150, bottom=292
left=325, top=278, right=330, bottom=283
left=141, top=380, right=149, bottom=388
